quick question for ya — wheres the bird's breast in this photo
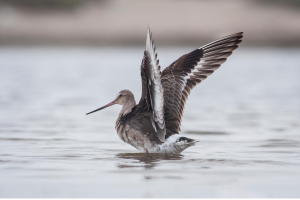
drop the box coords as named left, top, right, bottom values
left=115, top=119, right=157, bottom=152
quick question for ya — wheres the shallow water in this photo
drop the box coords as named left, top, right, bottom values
left=0, top=46, right=300, bottom=198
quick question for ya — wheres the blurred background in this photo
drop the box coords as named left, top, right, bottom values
left=0, top=0, right=300, bottom=198
left=0, top=0, right=300, bottom=46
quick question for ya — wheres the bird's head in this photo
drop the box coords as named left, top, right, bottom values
left=86, top=90, right=135, bottom=115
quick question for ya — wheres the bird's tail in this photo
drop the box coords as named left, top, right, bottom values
left=153, top=134, right=199, bottom=154
left=173, top=136, right=199, bottom=153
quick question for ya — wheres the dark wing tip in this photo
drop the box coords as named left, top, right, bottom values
left=231, top=32, right=244, bottom=37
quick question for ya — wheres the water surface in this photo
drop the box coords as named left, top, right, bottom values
left=0, top=46, right=299, bottom=198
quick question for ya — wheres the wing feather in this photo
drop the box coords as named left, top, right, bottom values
left=139, top=28, right=166, bottom=142
left=161, top=32, right=243, bottom=137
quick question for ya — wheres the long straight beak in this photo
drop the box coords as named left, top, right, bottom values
left=86, top=100, right=116, bottom=115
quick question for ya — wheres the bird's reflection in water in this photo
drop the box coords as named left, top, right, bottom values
left=116, top=153, right=183, bottom=169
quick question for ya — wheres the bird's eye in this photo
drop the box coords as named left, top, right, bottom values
left=119, top=94, right=123, bottom=97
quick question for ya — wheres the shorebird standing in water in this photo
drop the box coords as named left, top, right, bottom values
left=87, top=28, right=243, bottom=154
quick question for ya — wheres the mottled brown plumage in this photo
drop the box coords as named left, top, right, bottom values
left=86, top=28, right=243, bottom=154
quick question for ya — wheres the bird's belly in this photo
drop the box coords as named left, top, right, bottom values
left=117, top=127, right=197, bottom=154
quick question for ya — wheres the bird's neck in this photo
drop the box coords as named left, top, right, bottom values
left=120, top=98, right=136, bottom=116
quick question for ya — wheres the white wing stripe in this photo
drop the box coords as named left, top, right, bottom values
left=181, top=32, right=243, bottom=92
left=146, top=28, right=165, bottom=131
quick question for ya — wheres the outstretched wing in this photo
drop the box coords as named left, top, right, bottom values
left=161, top=32, right=243, bottom=137
left=139, top=28, right=166, bottom=142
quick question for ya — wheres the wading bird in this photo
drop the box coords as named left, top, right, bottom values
left=87, top=28, right=243, bottom=154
